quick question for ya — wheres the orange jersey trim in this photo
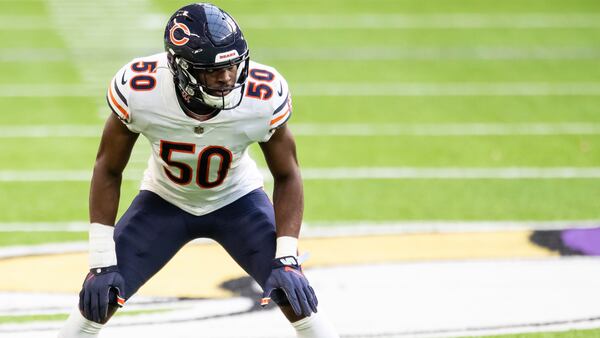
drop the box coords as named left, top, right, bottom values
left=270, top=108, right=290, bottom=126
left=108, top=86, right=129, bottom=120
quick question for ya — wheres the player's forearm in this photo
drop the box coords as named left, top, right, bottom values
left=272, top=173, right=304, bottom=239
left=89, top=168, right=122, bottom=226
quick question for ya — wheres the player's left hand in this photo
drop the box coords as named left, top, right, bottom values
left=260, top=256, right=318, bottom=317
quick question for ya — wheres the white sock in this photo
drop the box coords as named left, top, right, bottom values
left=292, top=312, right=339, bottom=338
left=57, top=308, right=103, bottom=338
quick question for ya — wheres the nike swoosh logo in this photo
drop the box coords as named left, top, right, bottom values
left=120, top=70, right=127, bottom=85
left=277, top=82, right=283, bottom=96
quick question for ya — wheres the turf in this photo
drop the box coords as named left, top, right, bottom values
left=2, top=179, right=599, bottom=223
left=266, top=135, right=600, bottom=167
left=0, top=62, right=80, bottom=84
left=0, top=0, right=599, bottom=229
left=0, top=98, right=103, bottom=125
left=272, top=60, right=600, bottom=83
left=0, top=232, right=86, bottom=246
left=0, top=1, right=47, bottom=16
left=0, top=2, right=597, bottom=222
left=290, top=96, right=600, bottom=124
left=4, top=133, right=598, bottom=170
left=245, top=29, right=600, bottom=49
left=0, top=308, right=170, bottom=324
left=1, top=0, right=600, bottom=335
left=463, top=328, right=600, bottom=338
left=151, top=0, right=600, bottom=14
left=0, top=30, right=66, bottom=49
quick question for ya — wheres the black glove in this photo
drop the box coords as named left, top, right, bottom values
left=261, top=256, right=318, bottom=317
left=78, top=265, right=125, bottom=324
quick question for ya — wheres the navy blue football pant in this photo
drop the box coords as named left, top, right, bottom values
left=113, top=188, right=276, bottom=300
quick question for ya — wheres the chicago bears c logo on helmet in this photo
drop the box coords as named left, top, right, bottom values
left=169, top=22, right=191, bottom=46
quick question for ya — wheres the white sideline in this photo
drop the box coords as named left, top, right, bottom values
left=0, top=219, right=597, bottom=235
left=3, top=167, right=600, bottom=182
left=3, top=123, right=600, bottom=138
left=4, top=83, right=600, bottom=97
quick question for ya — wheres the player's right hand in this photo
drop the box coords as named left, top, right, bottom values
left=78, top=266, right=126, bottom=324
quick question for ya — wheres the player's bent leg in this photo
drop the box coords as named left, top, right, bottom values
left=209, top=189, right=338, bottom=337
left=209, top=189, right=278, bottom=293
left=113, top=191, right=194, bottom=301
left=58, top=191, right=193, bottom=337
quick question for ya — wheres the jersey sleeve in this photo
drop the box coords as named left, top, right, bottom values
left=106, top=63, right=141, bottom=133
left=260, top=74, right=293, bottom=142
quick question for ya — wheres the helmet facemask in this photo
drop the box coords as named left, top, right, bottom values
left=169, top=50, right=250, bottom=110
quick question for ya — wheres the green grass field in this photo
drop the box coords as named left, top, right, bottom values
left=1, top=0, right=600, bottom=336
left=464, top=329, right=600, bottom=338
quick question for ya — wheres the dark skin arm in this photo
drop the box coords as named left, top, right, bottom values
left=259, top=124, right=306, bottom=322
left=86, top=114, right=139, bottom=323
left=90, top=114, right=139, bottom=225
left=259, top=124, right=304, bottom=239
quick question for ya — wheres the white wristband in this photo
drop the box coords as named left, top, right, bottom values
left=275, top=236, right=298, bottom=258
left=89, top=223, right=118, bottom=268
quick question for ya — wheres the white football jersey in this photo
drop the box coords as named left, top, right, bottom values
left=106, top=52, right=292, bottom=215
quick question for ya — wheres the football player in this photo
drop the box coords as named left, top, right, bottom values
left=58, top=3, right=338, bottom=338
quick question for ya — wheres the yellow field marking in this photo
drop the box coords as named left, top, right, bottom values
left=0, top=232, right=554, bottom=298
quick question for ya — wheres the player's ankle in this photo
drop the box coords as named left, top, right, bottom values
left=58, top=309, right=103, bottom=337
left=291, top=312, right=339, bottom=338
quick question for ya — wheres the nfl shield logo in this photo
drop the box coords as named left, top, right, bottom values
left=194, top=126, right=204, bottom=134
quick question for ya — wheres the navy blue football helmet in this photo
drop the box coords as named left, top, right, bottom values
left=164, top=3, right=250, bottom=109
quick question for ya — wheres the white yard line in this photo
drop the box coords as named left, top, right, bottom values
left=0, top=219, right=597, bottom=235
left=4, top=83, right=600, bottom=97
left=293, top=83, right=600, bottom=96
left=235, top=14, right=600, bottom=29
left=0, top=125, right=101, bottom=137
left=2, top=167, right=600, bottom=182
left=5, top=13, right=600, bottom=29
left=253, top=47, right=600, bottom=61
left=4, top=47, right=600, bottom=62
left=0, top=85, right=96, bottom=97
left=302, top=220, right=600, bottom=236
left=292, top=123, right=600, bottom=136
left=2, top=123, right=600, bottom=138
left=297, top=167, right=600, bottom=179
left=45, top=0, right=161, bottom=116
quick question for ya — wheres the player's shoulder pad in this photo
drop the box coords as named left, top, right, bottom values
left=106, top=61, right=133, bottom=124
left=248, top=62, right=293, bottom=130
left=106, top=53, right=165, bottom=125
